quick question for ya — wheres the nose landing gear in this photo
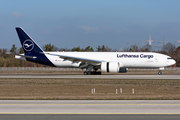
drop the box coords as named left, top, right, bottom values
left=158, top=67, right=164, bottom=75
left=158, top=71, right=162, bottom=75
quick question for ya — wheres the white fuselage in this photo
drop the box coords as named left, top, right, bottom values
left=43, top=52, right=176, bottom=68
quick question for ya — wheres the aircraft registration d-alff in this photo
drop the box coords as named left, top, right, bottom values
left=9, top=27, right=176, bottom=75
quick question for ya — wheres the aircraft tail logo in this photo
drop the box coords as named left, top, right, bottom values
left=23, top=40, right=34, bottom=51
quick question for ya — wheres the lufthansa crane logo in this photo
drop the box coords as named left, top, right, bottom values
left=23, top=39, right=34, bottom=51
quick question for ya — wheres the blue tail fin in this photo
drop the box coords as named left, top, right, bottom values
left=15, top=27, right=55, bottom=67
left=16, top=27, right=44, bottom=54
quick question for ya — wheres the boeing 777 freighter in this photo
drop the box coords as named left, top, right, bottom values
left=8, top=27, right=176, bottom=75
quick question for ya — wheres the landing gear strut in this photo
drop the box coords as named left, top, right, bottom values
left=158, top=67, right=164, bottom=75
left=84, top=71, right=101, bottom=75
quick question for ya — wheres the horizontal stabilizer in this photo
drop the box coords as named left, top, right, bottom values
left=6, top=52, right=37, bottom=59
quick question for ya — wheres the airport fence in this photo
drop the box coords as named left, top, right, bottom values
left=0, top=67, right=179, bottom=71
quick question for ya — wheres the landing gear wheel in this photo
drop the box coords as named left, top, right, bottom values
left=91, top=71, right=101, bottom=75
left=97, top=72, right=101, bottom=75
left=84, top=71, right=91, bottom=75
left=84, top=71, right=88, bottom=75
left=83, top=71, right=101, bottom=75
left=158, top=71, right=162, bottom=75
left=87, top=71, right=91, bottom=75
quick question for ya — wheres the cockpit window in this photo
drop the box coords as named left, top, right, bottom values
left=167, top=57, right=173, bottom=59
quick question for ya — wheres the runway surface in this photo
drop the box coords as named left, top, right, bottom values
left=1, top=114, right=180, bottom=120
left=0, top=74, right=180, bottom=79
left=1, top=100, right=180, bottom=120
left=0, top=100, right=179, bottom=114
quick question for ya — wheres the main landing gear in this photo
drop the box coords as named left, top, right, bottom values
left=84, top=71, right=101, bottom=75
left=83, top=65, right=101, bottom=75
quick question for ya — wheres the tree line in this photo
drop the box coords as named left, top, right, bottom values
left=1, top=42, right=180, bottom=67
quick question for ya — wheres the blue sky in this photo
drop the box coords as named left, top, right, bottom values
left=1, top=0, right=180, bottom=50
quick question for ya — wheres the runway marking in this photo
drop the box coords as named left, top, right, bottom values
left=0, top=104, right=180, bottom=105
left=0, top=113, right=180, bottom=114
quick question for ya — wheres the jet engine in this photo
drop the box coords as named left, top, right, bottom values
left=101, top=61, right=128, bottom=73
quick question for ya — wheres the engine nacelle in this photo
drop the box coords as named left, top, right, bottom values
left=119, top=68, right=128, bottom=73
left=101, top=61, right=128, bottom=73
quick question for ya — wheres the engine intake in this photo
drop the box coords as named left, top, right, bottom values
left=101, top=61, right=127, bottom=73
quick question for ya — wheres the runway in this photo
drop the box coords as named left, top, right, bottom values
left=0, top=114, right=180, bottom=120
left=0, top=100, right=180, bottom=120
left=0, top=74, right=180, bottom=79
left=0, top=100, right=179, bottom=114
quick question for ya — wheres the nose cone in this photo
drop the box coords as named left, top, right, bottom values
left=168, top=58, right=176, bottom=66
left=166, top=55, right=176, bottom=66
left=172, top=59, right=176, bottom=65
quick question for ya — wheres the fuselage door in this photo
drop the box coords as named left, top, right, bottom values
left=155, top=56, right=159, bottom=63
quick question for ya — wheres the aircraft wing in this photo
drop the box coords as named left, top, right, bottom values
left=45, top=53, right=102, bottom=66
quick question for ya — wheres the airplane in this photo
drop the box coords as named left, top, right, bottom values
left=7, top=27, right=176, bottom=75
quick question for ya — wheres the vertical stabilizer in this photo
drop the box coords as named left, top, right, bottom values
left=16, top=27, right=44, bottom=54
left=15, top=27, right=55, bottom=67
